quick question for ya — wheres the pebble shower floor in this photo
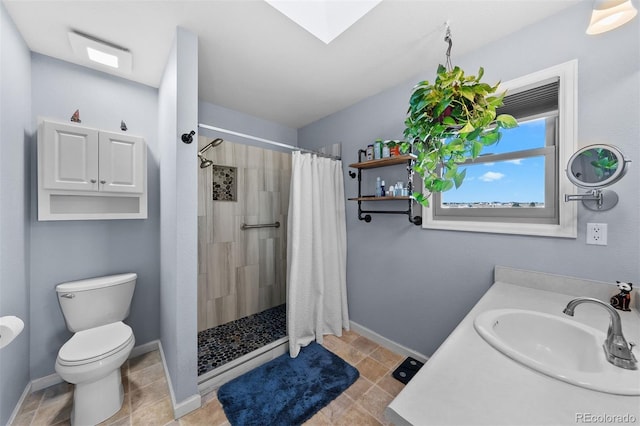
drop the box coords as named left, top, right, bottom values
left=197, top=304, right=287, bottom=376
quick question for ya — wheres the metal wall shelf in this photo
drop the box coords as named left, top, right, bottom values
left=348, top=196, right=411, bottom=201
left=348, top=150, right=421, bottom=226
left=348, top=154, right=415, bottom=169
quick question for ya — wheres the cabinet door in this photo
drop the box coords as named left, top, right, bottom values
left=98, top=131, right=145, bottom=193
left=41, top=121, right=99, bottom=191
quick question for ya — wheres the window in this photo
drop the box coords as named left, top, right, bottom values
left=435, top=88, right=558, bottom=224
left=422, top=60, right=578, bottom=238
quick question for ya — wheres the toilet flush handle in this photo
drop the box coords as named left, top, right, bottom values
left=60, top=293, right=75, bottom=299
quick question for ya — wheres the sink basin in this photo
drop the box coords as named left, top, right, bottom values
left=474, top=308, right=640, bottom=395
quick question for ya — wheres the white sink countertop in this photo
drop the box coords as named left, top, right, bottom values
left=385, top=266, right=640, bottom=426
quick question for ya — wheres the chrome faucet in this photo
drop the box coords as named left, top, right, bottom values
left=563, top=297, right=637, bottom=370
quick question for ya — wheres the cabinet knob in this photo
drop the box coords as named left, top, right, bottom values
left=100, top=180, right=107, bottom=184
left=90, top=179, right=97, bottom=183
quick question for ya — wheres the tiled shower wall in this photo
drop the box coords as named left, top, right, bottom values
left=197, top=137, right=290, bottom=332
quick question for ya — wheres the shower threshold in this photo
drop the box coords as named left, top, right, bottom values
left=197, top=304, right=287, bottom=392
left=198, top=335, right=289, bottom=394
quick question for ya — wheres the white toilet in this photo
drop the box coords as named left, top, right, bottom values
left=55, top=273, right=137, bottom=426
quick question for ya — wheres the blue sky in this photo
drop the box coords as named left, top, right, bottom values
left=442, top=118, right=547, bottom=204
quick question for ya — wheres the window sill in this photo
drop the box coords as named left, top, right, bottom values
left=421, top=208, right=577, bottom=238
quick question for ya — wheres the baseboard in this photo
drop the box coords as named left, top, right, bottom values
left=349, top=320, right=429, bottom=364
left=31, top=372, right=63, bottom=392
left=156, top=340, right=202, bottom=419
left=7, top=382, right=32, bottom=425
left=173, top=394, right=202, bottom=419
left=129, top=339, right=159, bottom=358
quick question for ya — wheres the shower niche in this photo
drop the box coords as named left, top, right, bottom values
left=211, top=165, right=237, bottom=202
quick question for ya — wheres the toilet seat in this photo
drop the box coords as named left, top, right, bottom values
left=58, top=322, right=134, bottom=366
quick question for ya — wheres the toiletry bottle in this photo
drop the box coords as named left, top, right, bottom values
left=381, top=180, right=386, bottom=197
left=366, top=145, right=374, bottom=161
left=376, top=177, right=382, bottom=197
left=382, top=142, right=390, bottom=158
left=374, top=140, right=382, bottom=160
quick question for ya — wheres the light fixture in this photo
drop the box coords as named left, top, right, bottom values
left=586, top=0, right=638, bottom=35
left=68, top=31, right=132, bottom=73
left=86, top=47, right=119, bottom=68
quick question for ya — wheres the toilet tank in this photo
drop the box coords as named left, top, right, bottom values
left=56, top=273, right=136, bottom=332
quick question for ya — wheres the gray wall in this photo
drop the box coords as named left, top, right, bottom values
left=298, top=2, right=640, bottom=356
left=0, top=3, right=31, bottom=424
left=199, top=101, right=298, bottom=147
left=29, top=54, right=161, bottom=379
left=159, top=27, right=199, bottom=405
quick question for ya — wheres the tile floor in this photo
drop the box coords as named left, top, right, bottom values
left=12, top=330, right=407, bottom=425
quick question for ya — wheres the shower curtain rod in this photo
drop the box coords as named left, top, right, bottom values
left=198, top=123, right=341, bottom=160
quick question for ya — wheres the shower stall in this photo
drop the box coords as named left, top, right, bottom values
left=196, top=136, right=291, bottom=383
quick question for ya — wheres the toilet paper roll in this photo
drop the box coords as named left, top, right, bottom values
left=0, top=316, right=25, bottom=349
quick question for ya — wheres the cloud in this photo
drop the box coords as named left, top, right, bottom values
left=506, top=159, right=523, bottom=165
left=479, top=171, right=505, bottom=182
left=483, top=162, right=495, bottom=166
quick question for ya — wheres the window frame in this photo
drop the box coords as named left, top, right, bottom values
left=421, top=60, right=578, bottom=238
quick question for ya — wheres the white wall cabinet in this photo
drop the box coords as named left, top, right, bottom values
left=41, top=121, right=99, bottom=192
left=98, top=131, right=145, bottom=194
left=38, top=119, right=147, bottom=220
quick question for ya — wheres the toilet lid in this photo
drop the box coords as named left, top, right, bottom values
left=58, top=322, right=134, bottom=366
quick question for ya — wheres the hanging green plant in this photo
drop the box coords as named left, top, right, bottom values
left=401, top=28, right=518, bottom=206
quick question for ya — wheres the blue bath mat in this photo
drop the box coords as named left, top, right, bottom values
left=218, top=342, right=359, bottom=426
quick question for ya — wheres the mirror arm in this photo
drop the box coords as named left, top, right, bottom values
left=564, top=189, right=602, bottom=204
left=564, top=189, right=619, bottom=211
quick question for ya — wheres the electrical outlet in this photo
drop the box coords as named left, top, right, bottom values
left=586, top=223, right=607, bottom=246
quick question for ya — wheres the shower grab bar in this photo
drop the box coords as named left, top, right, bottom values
left=241, top=221, right=280, bottom=230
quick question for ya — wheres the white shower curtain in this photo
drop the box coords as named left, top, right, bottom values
left=287, top=151, right=349, bottom=357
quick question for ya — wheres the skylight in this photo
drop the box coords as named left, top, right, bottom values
left=265, top=0, right=382, bottom=44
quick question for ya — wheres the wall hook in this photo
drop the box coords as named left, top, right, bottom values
left=443, top=21, right=453, bottom=71
left=181, top=130, right=195, bottom=144
left=120, top=121, right=128, bottom=131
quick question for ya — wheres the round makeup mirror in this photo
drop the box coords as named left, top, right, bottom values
left=564, top=144, right=630, bottom=211
left=566, top=144, right=628, bottom=188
